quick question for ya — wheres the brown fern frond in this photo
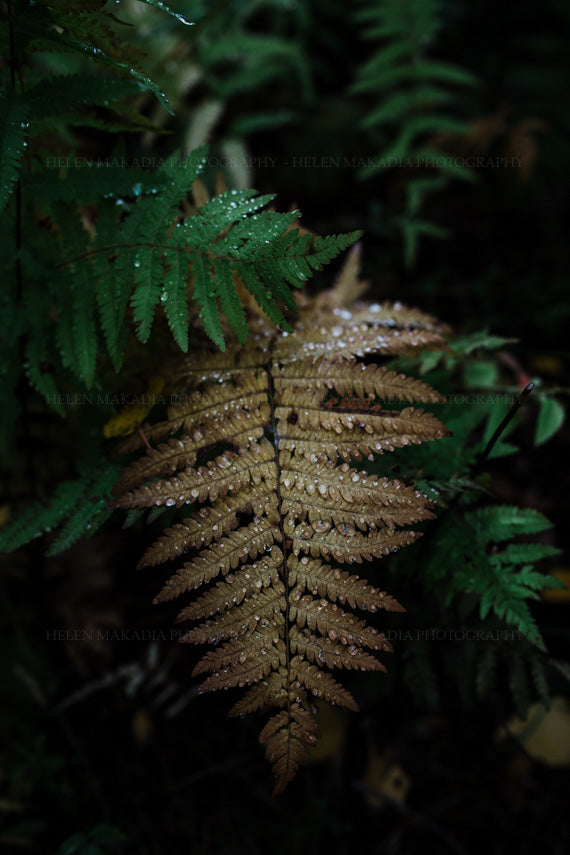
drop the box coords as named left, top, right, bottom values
left=137, top=489, right=277, bottom=568
left=260, top=704, right=319, bottom=796
left=274, top=356, right=445, bottom=402
left=113, top=250, right=452, bottom=794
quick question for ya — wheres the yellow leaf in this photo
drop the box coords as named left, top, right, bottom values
left=501, top=698, right=570, bottom=766
left=0, top=504, right=11, bottom=527
left=361, top=747, right=410, bottom=809
left=529, top=355, right=563, bottom=378
left=103, top=376, right=164, bottom=439
left=541, top=567, right=570, bottom=602
left=307, top=704, right=345, bottom=763
left=132, top=708, right=153, bottom=746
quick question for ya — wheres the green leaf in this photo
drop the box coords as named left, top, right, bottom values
left=464, top=361, right=499, bottom=388
left=451, top=331, right=517, bottom=355
left=135, top=0, right=194, bottom=27
left=535, top=396, right=565, bottom=445
left=486, top=440, right=518, bottom=459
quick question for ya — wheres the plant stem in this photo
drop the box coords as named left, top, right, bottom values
left=477, top=382, right=535, bottom=467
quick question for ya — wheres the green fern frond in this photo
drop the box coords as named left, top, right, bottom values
left=91, top=199, right=128, bottom=369
left=200, top=33, right=310, bottom=99
left=161, top=250, right=190, bottom=352
left=52, top=203, right=99, bottom=386
left=0, top=461, right=122, bottom=556
left=25, top=73, right=147, bottom=121
left=78, top=164, right=362, bottom=350
left=26, top=163, right=166, bottom=204
left=46, top=464, right=122, bottom=556
left=425, top=505, right=562, bottom=650
left=129, top=149, right=208, bottom=342
left=24, top=329, right=62, bottom=415
left=352, top=0, right=475, bottom=169
left=468, top=506, right=555, bottom=546
left=352, top=0, right=477, bottom=265
left=131, top=246, right=166, bottom=344
left=189, top=254, right=224, bottom=349
left=0, top=96, right=28, bottom=211
left=0, top=476, right=82, bottom=554
left=17, top=4, right=173, bottom=114
left=211, top=257, right=249, bottom=345
left=135, top=0, right=194, bottom=27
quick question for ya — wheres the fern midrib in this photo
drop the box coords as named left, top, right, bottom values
left=265, top=354, right=295, bottom=773
left=55, top=234, right=333, bottom=272
left=7, top=0, right=23, bottom=296
left=55, top=241, right=276, bottom=275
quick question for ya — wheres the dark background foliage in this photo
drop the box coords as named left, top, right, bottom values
left=1, top=1, right=569, bottom=853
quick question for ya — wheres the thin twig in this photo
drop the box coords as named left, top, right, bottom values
left=477, top=382, right=535, bottom=468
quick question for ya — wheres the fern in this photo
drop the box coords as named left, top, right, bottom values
left=0, top=461, right=122, bottom=555
left=1, top=0, right=359, bottom=448
left=0, top=95, right=28, bottom=211
left=6, top=108, right=360, bottom=400
left=424, top=505, right=562, bottom=650
left=113, top=249, right=451, bottom=793
left=0, top=13, right=360, bottom=444
left=351, top=0, right=477, bottom=265
left=102, top=158, right=358, bottom=353
left=116, top=0, right=312, bottom=162
left=14, top=0, right=172, bottom=112
left=24, top=73, right=148, bottom=123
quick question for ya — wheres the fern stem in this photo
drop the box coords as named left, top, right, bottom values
left=7, top=0, right=33, bottom=487
left=265, top=359, right=293, bottom=730
left=56, top=238, right=326, bottom=270
left=7, top=0, right=17, bottom=95
left=7, top=0, right=23, bottom=288
left=478, top=382, right=535, bottom=466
